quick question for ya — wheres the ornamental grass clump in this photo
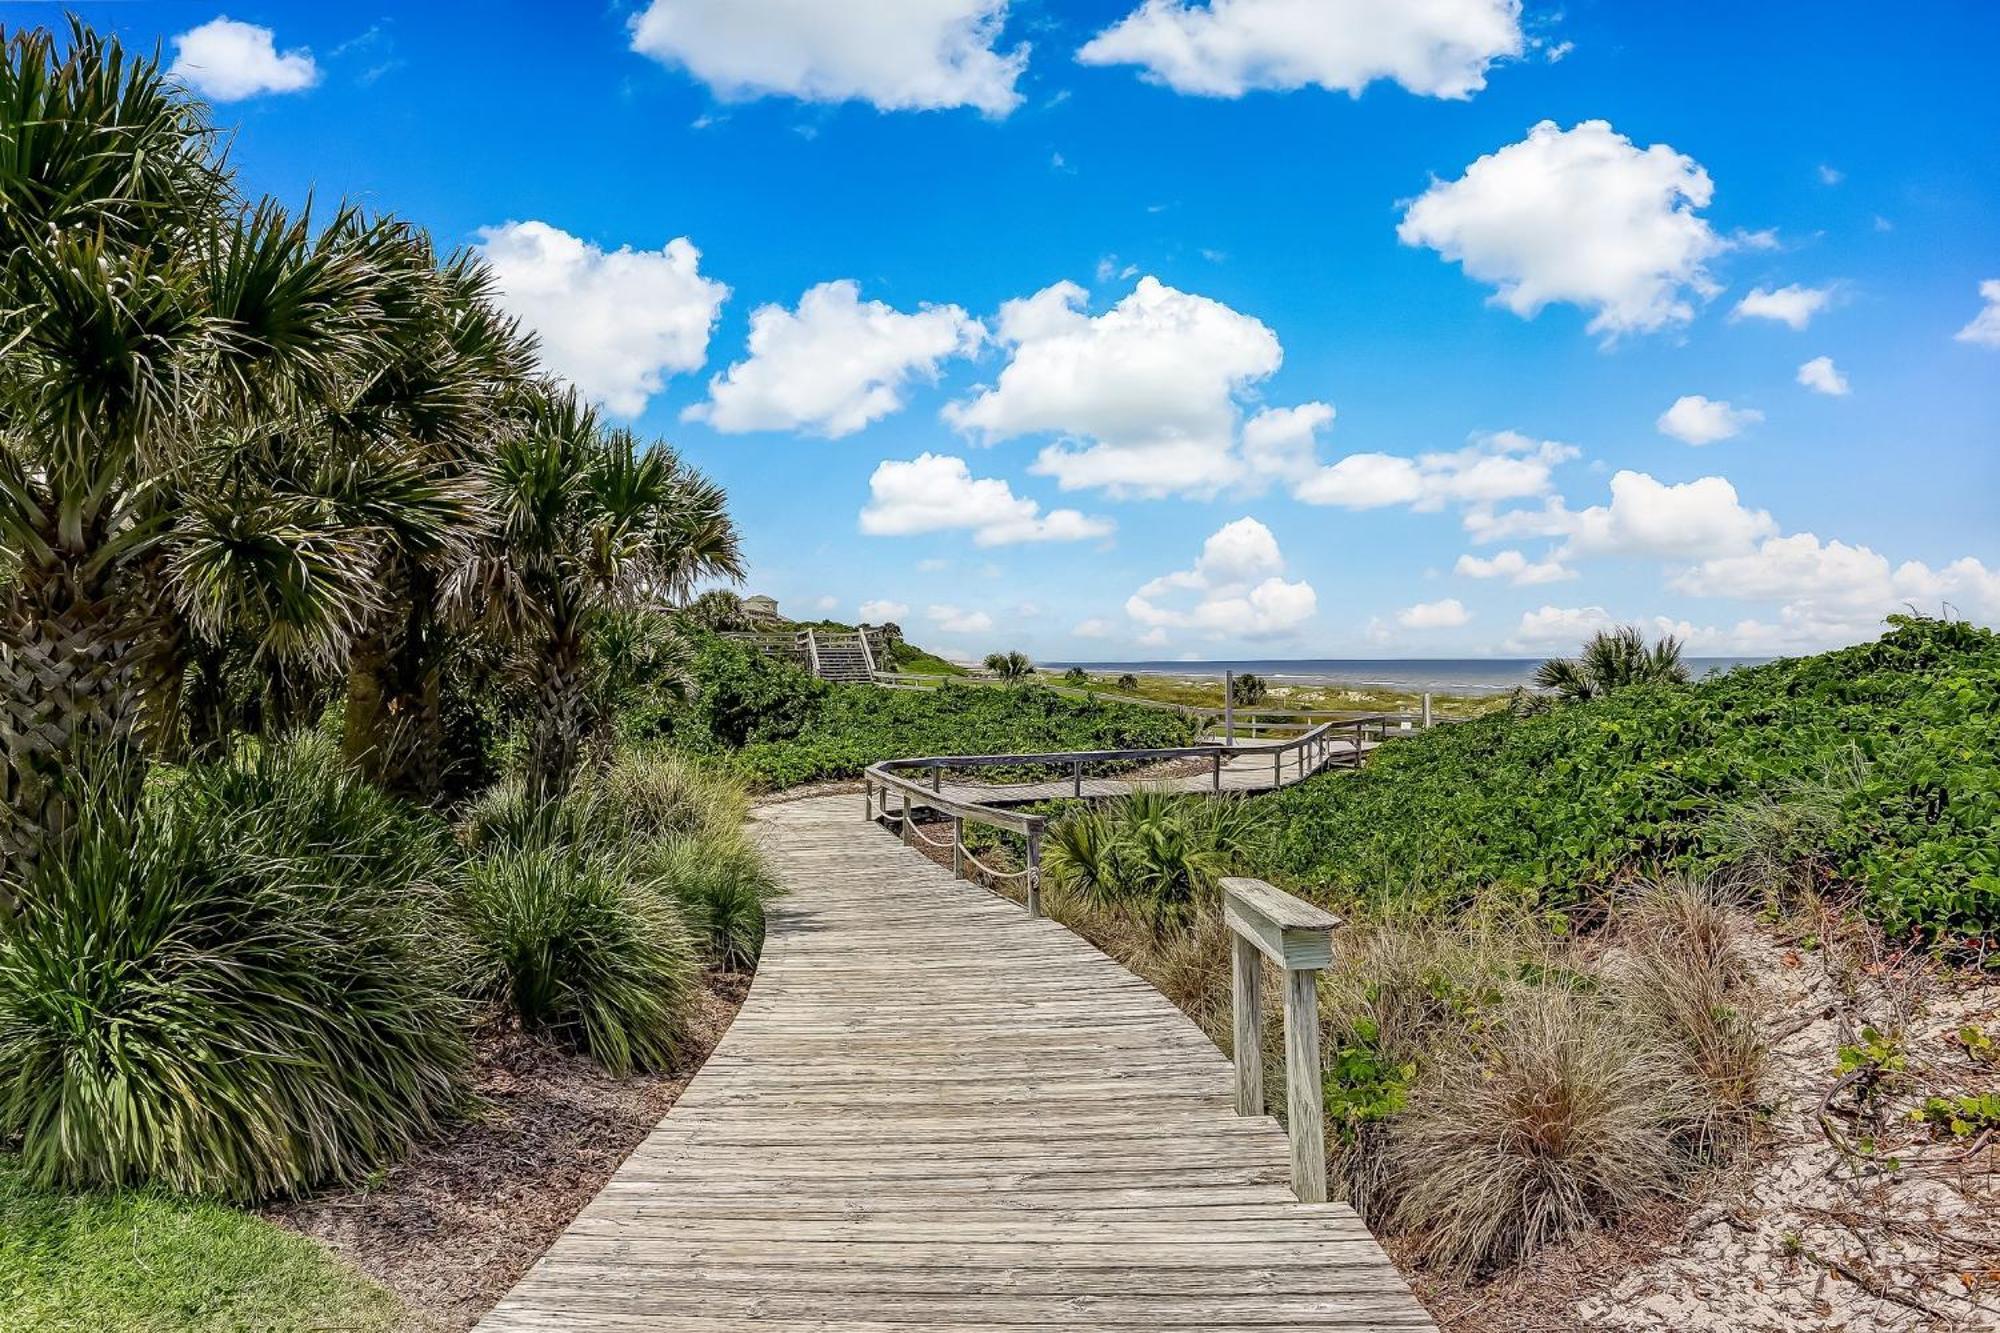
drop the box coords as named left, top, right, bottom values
left=646, top=833, right=776, bottom=970
left=1386, top=984, right=1681, bottom=1277
left=0, top=741, right=471, bottom=1200
left=459, top=843, right=698, bottom=1075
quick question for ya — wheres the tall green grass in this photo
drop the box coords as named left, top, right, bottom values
left=0, top=739, right=470, bottom=1200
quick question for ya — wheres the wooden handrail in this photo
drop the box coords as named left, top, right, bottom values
left=1220, top=876, right=1339, bottom=1203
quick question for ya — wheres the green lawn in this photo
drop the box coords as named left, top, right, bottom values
left=0, top=1155, right=407, bottom=1333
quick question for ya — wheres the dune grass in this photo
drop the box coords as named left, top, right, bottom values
left=0, top=1153, right=406, bottom=1332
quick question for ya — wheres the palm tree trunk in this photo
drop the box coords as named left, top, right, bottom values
left=344, top=564, right=448, bottom=801
left=525, top=635, right=586, bottom=804
left=0, top=579, right=146, bottom=885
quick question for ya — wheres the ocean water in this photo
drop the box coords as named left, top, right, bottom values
left=1045, top=657, right=1770, bottom=697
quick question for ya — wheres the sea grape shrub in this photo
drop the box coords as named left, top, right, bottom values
left=1259, top=617, right=2000, bottom=940
left=730, top=683, right=1197, bottom=791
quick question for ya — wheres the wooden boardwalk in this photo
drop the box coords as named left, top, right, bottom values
left=916, top=736, right=1376, bottom=808
left=478, top=795, right=1435, bottom=1331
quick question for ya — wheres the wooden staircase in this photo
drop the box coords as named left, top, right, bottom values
left=726, top=627, right=887, bottom=683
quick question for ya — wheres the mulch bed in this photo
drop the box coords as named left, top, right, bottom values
left=266, top=971, right=752, bottom=1331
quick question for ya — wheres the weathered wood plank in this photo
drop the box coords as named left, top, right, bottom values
left=473, top=794, right=1435, bottom=1332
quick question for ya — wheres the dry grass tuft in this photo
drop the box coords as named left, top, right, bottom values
left=1387, top=985, right=1679, bottom=1277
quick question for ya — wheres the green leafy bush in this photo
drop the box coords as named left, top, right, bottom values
left=0, top=741, right=470, bottom=1200
left=1259, top=618, right=2000, bottom=939
left=459, top=843, right=697, bottom=1076
left=1044, top=789, right=1263, bottom=932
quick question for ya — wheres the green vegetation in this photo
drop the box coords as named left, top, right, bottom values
left=890, top=641, right=968, bottom=675
left=0, top=741, right=470, bottom=1200
left=733, top=677, right=1197, bottom=790
left=1260, top=617, right=2000, bottom=941
left=1044, top=790, right=1264, bottom=932
left=1528, top=625, right=1690, bottom=703
left=984, top=649, right=1034, bottom=682
left=0, top=1155, right=405, bottom=1333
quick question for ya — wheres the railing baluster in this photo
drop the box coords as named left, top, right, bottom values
left=1025, top=828, right=1042, bottom=919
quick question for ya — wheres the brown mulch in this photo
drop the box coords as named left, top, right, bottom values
left=266, top=971, right=752, bottom=1331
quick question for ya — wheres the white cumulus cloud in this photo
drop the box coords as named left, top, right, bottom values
left=1956, top=279, right=2000, bottom=347
left=1073, top=618, right=1114, bottom=638
left=1657, top=394, right=1762, bottom=446
left=1397, top=119, right=1727, bottom=338
left=1731, top=283, right=1832, bottom=330
left=169, top=18, right=318, bottom=100
left=1293, top=429, right=1576, bottom=510
left=1397, top=597, right=1471, bottom=629
left=476, top=221, right=728, bottom=417
left=1473, top=471, right=1775, bottom=561
left=629, top=0, right=1025, bottom=115
left=1796, top=356, right=1850, bottom=396
left=945, top=277, right=1290, bottom=498
left=858, top=599, right=910, bottom=621
left=928, top=604, right=995, bottom=634
left=1125, top=517, right=1317, bottom=638
left=688, top=281, right=982, bottom=437
left=1454, top=548, right=1574, bottom=585
left=860, top=453, right=1114, bottom=547
left=1077, top=0, right=1523, bottom=101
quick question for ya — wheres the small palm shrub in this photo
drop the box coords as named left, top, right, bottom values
left=1044, top=790, right=1263, bottom=932
left=983, top=650, right=1033, bottom=682
left=0, top=741, right=470, bottom=1200
left=459, top=844, right=697, bottom=1075
left=1532, top=625, right=1689, bottom=702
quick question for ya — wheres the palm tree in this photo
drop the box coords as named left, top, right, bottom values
left=0, top=27, right=390, bottom=871
left=1532, top=626, right=1690, bottom=703
left=336, top=229, right=537, bottom=797
left=983, top=650, right=1033, bottom=683
left=455, top=389, right=743, bottom=800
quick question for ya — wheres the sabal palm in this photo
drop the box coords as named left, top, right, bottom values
left=984, top=650, right=1033, bottom=682
left=1532, top=626, right=1690, bottom=703
left=335, top=229, right=536, bottom=795
left=0, top=27, right=391, bottom=870
left=457, top=390, right=743, bottom=799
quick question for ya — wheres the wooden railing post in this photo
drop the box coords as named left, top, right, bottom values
left=952, top=815, right=963, bottom=878
left=1025, top=827, right=1043, bottom=918
left=1212, top=750, right=1222, bottom=792
left=1221, top=877, right=1339, bottom=1204
left=1072, top=759, right=1083, bottom=798
left=1231, top=934, right=1264, bottom=1115
left=1422, top=692, right=1434, bottom=729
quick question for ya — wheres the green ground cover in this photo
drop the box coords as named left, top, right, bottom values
left=0, top=1155, right=404, bottom=1332
left=1255, top=617, right=2000, bottom=941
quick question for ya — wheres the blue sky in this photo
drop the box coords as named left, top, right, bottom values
left=53, top=1, right=2000, bottom=661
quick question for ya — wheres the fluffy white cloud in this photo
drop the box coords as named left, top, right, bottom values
left=1564, top=471, right=1777, bottom=560
left=946, top=277, right=1289, bottom=497
left=1073, top=618, right=1114, bottom=638
left=628, top=0, right=1025, bottom=115
left=688, top=281, right=981, bottom=437
left=169, top=18, right=318, bottom=100
left=1505, top=604, right=1616, bottom=651
left=1675, top=533, right=2000, bottom=628
left=476, top=221, right=728, bottom=417
left=928, top=604, right=995, bottom=634
left=1473, top=472, right=1775, bottom=560
left=1956, top=279, right=2000, bottom=347
left=1397, top=120, right=1727, bottom=338
left=1397, top=597, right=1470, bottom=629
left=858, top=599, right=909, bottom=621
left=1657, top=394, right=1762, bottom=445
left=1125, top=517, right=1316, bottom=638
left=860, top=453, right=1114, bottom=546
left=1796, top=356, right=1850, bottom=396
left=1293, top=429, right=1575, bottom=510
left=1241, top=402, right=1336, bottom=482
left=1077, top=0, right=1523, bottom=100
left=1731, top=283, right=1832, bottom=330
left=1454, top=548, right=1574, bottom=584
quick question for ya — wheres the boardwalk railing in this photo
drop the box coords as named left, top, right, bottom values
left=862, top=721, right=1347, bottom=918
left=1222, top=876, right=1340, bottom=1203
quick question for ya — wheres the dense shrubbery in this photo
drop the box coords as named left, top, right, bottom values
left=1259, top=617, right=2000, bottom=939
left=0, top=741, right=471, bottom=1200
